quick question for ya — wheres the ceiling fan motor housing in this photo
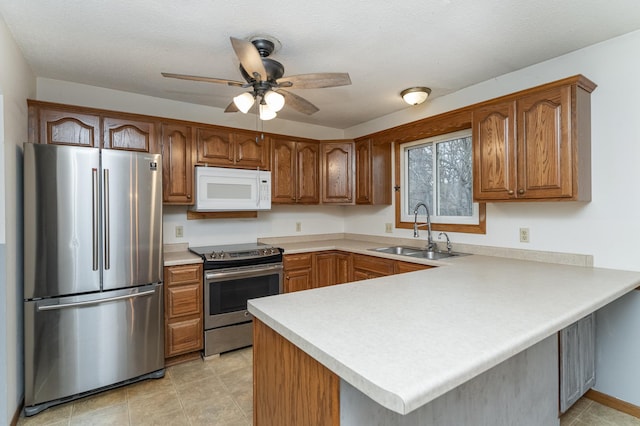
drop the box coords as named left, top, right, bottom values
left=240, top=57, right=284, bottom=82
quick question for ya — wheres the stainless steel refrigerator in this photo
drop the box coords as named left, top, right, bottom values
left=23, top=143, right=164, bottom=416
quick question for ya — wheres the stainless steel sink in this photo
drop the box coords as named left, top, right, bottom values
left=369, top=246, right=468, bottom=260
left=405, top=250, right=462, bottom=260
left=370, top=246, right=423, bottom=255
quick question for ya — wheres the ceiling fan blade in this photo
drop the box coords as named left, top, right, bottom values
left=230, top=37, right=268, bottom=82
left=161, top=72, right=245, bottom=87
left=278, top=89, right=319, bottom=115
left=224, top=101, right=239, bottom=113
left=277, top=73, right=352, bottom=89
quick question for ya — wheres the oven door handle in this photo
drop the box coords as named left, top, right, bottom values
left=205, top=264, right=283, bottom=281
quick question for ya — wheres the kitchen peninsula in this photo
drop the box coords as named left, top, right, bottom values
left=248, top=246, right=640, bottom=425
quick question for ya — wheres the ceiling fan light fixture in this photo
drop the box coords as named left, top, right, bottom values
left=264, top=91, right=285, bottom=112
left=259, top=103, right=277, bottom=121
left=233, top=92, right=255, bottom=113
left=401, top=87, right=431, bottom=106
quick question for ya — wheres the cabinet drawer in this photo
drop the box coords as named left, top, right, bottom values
left=352, top=254, right=395, bottom=275
left=166, top=317, right=203, bottom=357
left=165, top=264, right=202, bottom=285
left=166, top=283, right=202, bottom=319
left=283, top=253, right=313, bottom=270
left=395, top=261, right=433, bottom=274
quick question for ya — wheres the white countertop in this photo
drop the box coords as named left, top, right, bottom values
left=163, top=243, right=203, bottom=266
left=248, top=251, right=640, bottom=415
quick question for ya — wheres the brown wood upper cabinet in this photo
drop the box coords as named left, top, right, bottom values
left=28, top=100, right=158, bottom=152
left=162, top=123, right=193, bottom=204
left=103, top=117, right=155, bottom=151
left=472, top=75, right=596, bottom=202
left=321, top=140, right=354, bottom=204
left=195, top=127, right=270, bottom=170
left=30, top=104, right=100, bottom=147
left=272, top=138, right=320, bottom=204
left=355, top=138, right=392, bottom=205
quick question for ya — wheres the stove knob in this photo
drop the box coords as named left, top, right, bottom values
left=270, top=248, right=277, bottom=254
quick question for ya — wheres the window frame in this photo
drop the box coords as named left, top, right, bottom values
left=400, top=129, right=478, bottom=225
left=394, top=126, right=486, bottom=235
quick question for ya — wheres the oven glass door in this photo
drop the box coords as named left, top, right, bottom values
left=205, top=264, right=282, bottom=329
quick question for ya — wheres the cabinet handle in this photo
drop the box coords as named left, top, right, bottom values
left=285, top=276, right=290, bottom=280
left=187, top=194, right=191, bottom=199
left=518, top=189, right=525, bottom=195
left=508, top=190, right=514, bottom=195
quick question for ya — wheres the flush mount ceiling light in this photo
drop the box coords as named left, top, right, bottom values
left=401, top=87, right=432, bottom=106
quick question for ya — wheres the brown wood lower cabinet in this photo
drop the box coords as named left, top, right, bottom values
left=283, top=251, right=434, bottom=292
left=164, top=264, right=203, bottom=360
left=352, top=253, right=395, bottom=280
left=254, top=318, right=339, bottom=426
left=315, top=251, right=352, bottom=286
left=283, top=253, right=314, bottom=293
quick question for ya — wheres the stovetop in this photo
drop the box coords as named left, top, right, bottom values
left=189, top=242, right=283, bottom=269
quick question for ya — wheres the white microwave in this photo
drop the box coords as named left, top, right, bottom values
left=193, top=166, right=271, bottom=211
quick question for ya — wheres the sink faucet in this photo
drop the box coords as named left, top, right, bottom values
left=413, top=202, right=435, bottom=252
left=438, top=232, right=452, bottom=254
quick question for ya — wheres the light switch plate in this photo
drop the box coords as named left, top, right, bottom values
left=175, top=225, right=184, bottom=238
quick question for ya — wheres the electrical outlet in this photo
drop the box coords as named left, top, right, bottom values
left=175, top=225, right=184, bottom=238
left=296, top=222, right=302, bottom=232
left=385, top=223, right=393, bottom=233
left=519, top=227, right=530, bottom=243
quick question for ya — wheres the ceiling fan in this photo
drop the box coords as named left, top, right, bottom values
left=162, top=36, right=352, bottom=120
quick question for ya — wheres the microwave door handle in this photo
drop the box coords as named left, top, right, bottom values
left=256, top=171, right=260, bottom=208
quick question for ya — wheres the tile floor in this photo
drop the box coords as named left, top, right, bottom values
left=17, top=347, right=254, bottom=426
left=16, top=345, right=640, bottom=425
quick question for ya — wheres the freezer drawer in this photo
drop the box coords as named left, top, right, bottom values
left=24, top=283, right=164, bottom=409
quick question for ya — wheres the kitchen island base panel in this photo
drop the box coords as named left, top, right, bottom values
left=340, top=334, right=559, bottom=425
left=253, top=319, right=340, bottom=426
left=255, top=314, right=560, bottom=425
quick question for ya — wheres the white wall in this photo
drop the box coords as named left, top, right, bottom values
left=0, top=14, right=36, bottom=424
left=163, top=205, right=346, bottom=246
left=344, top=30, right=640, bottom=405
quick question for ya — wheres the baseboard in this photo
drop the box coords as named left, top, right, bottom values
left=11, top=398, right=24, bottom=426
left=585, top=389, right=640, bottom=419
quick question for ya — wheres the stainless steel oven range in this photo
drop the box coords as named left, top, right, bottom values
left=189, top=243, right=283, bottom=357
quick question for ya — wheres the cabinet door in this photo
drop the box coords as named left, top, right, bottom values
left=234, top=131, right=270, bottom=169
left=39, top=109, right=100, bottom=147
left=195, top=126, right=234, bottom=166
left=314, top=252, right=337, bottom=287
left=473, top=100, right=517, bottom=201
left=162, top=124, right=193, bottom=204
left=355, top=139, right=372, bottom=204
left=517, top=85, right=572, bottom=199
left=103, top=117, right=154, bottom=152
left=352, top=254, right=395, bottom=277
left=335, top=252, right=352, bottom=284
left=321, top=142, right=354, bottom=204
left=272, top=139, right=297, bottom=203
left=296, top=142, right=320, bottom=204
left=355, top=139, right=392, bottom=205
left=166, top=317, right=203, bottom=357
left=284, top=268, right=313, bottom=293
left=559, top=313, right=596, bottom=413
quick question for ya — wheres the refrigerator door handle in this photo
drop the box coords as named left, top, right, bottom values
left=36, top=288, right=156, bottom=311
left=92, top=168, right=99, bottom=271
left=103, top=168, right=110, bottom=270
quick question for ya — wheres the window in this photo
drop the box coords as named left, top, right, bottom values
left=400, top=129, right=480, bottom=226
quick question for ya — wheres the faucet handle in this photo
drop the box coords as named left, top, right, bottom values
left=438, top=232, right=452, bottom=253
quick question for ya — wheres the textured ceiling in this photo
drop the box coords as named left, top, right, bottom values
left=1, top=0, right=640, bottom=129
